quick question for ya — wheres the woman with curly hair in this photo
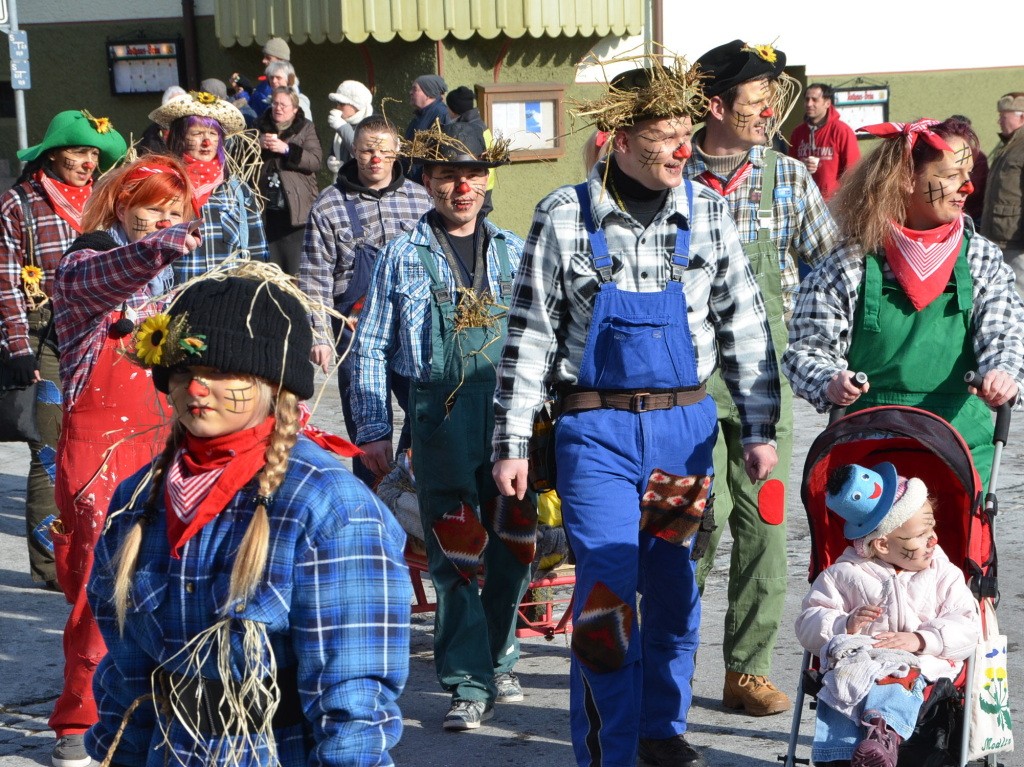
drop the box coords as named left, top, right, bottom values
left=783, top=116, right=1024, bottom=483
left=49, top=155, right=199, bottom=767
left=82, top=273, right=410, bottom=767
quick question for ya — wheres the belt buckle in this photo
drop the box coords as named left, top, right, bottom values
left=629, top=392, right=652, bottom=413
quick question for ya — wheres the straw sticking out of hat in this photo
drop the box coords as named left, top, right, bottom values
left=403, top=119, right=511, bottom=168
left=148, top=92, right=247, bottom=137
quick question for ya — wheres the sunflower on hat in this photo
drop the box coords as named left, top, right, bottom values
left=131, top=313, right=207, bottom=368
left=148, top=92, right=246, bottom=136
left=16, top=110, right=128, bottom=171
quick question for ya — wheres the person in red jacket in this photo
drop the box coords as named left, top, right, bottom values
left=789, top=83, right=860, bottom=200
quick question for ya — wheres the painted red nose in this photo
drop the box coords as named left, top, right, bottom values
left=370, top=156, right=382, bottom=165
left=456, top=181, right=471, bottom=195
left=81, top=163, right=95, bottom=171
left=760, top=107, right=774, bottom=118
left=201, top=139, right=211, bottom=147
left=672, top=144, right=691, bottom=160
left=187, top=378, right=210, bottom=398
left=961, top=180, right=975, bottom=195
left=155, top=219, right=172, bottom=230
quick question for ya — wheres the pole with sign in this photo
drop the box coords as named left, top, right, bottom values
left=1, top=0, right=28, bottom=155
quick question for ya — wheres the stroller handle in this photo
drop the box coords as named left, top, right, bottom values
left=827, top=372, right=869, bottom=425
left=963, top=371, right=1012, bottom=446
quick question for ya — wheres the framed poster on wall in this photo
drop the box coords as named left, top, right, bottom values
left=476, top=83, right=566, bottom=162
left=833, top=86, right=890, bottom=133
left=107, top=38, right=185, bottom=95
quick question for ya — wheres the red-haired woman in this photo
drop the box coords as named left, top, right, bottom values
left=48, top=155, right=200, bottom=767
left=783, top=117, right=1024, bottom=486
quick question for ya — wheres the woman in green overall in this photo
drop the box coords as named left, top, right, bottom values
left=783, top=117, right=1024, bottom=485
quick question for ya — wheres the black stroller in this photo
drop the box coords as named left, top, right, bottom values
left=780, top=403, right=1010, bottom=767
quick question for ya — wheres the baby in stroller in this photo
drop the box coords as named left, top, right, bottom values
left=795, top=462, right=981, bottom=767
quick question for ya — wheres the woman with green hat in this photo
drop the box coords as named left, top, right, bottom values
left=0, top=108, right=126, bottom=597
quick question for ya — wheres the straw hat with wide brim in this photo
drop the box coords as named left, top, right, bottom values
left=17, top=110, right=128, bottom=171
left=148, top=91, right=246, bottom=136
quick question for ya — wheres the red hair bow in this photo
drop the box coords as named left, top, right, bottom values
left=858, top=119, right=952, bottom=154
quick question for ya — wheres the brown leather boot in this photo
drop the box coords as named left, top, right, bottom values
left=722, top=670, right=790, bottom=716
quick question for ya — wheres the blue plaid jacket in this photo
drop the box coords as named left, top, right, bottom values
left=172, top=178, right=268, bottom=284
left=85, top=436, right=411, bottom=767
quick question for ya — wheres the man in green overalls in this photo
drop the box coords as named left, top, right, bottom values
left=684, top=40, right=839, bottom=716
left=351, top=122, right=534, bottom=731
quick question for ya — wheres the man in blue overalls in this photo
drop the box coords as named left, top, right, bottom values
left=492, top=63, right=782, bottom=767
left=301, top=115, right=432, bottom=485
left=351, top=122, right=535, bottom=731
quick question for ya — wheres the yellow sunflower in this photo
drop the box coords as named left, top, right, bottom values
left=135, top=314, right=172, bottom=365
left=744, top=44, right=778, bottom=64
left=21, top=265, right=43, bottom=285
left=81, top=109, right=113, bottom=134
left=193, top=91, right=217, bottom=104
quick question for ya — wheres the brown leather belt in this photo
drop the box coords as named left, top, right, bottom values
left=557, top=384, right=706, bottom=415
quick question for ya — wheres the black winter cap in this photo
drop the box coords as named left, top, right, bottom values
left=695, top=40, right=787, bottom=99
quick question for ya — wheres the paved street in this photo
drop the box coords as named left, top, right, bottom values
left=1, top=375, right=1021, bottom=766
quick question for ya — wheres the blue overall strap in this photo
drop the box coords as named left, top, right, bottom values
left=342, top=195, right=366, bottom=240
left=493, top=233, right=513, bottom=302
left=669, top=179, right=694, bottom=282
left=574, top=182, right=615, bottom=284
left=230, top=179, right=249, bottom=253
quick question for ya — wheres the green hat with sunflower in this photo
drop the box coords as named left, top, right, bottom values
left=18, top=110, right=128, bottom=171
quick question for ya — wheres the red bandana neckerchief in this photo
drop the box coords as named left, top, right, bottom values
left=697, top=161, right=753, bottom=197
left=35, top=169, right=92, bottom=233
left=164, top=418, right=275, bottom=558
left=883, top=215, right=965, bottom=311
left=182, top=154, right=224, bottom=215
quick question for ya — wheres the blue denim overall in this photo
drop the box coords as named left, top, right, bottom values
left=335, top=195, right=410, bottom=484
left=555, top=181, right=718, bottom=767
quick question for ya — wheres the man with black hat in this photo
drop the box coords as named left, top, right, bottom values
left=684, top=39, right=838, bottom=718
left=351, top=121, right=533, bottom=731
left=492, top=56, right=781, bottom=767
left=403, top=74, right=451, bottom=185
left=447, top=85, right=496, bottom=215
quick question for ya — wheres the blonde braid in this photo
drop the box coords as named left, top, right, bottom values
left=226, top=390, right=302, bottom=608
left=111, top=425, right=183, bottom=634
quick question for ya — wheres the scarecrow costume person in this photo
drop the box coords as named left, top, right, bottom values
left=684, top=39, right=838, bottom=717
left=796, top=464, right=980, bottom=767
left=83, top=270, right=411, bottom=767
left=492, top=50, right=781, bottom=767
left=0, top=109, right=126, bottom=590
left=48, top=155, right=199, bottom=767
left=351, top=121, right=536, bottom=730
left=783, top=116, right=1024, bottom=486
left=149, top=91, right=268, bottom=283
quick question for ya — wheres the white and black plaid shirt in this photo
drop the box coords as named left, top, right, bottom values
left=492, top=166, right=782, bottom=461
left=782, top=226, right=1024, bottom=412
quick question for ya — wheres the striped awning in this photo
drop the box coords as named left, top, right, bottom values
left=215, top=0, right=645, bottom=46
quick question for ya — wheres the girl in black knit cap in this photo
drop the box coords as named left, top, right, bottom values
left=81, top=267, right=412, bottom=767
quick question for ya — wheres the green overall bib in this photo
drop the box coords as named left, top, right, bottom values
left=410, top=233, right=533, bottom=703
left=846, top=236, right=994, bottom=486
left=697, top=151, right=793, bottom=676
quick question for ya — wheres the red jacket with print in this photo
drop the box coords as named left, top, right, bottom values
left=789, top=106, right=861, bottom=201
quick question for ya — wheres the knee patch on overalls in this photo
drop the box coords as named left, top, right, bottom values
left=432, top=502, right=488, bottom=583
left=571, top=581, right=634, bottom=673
left=758, top=478, right=786, bottom=526
left=487, top=495, right=539, bottom=565
left=640, top=469, right=713, bottom=547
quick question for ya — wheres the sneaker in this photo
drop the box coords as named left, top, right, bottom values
left=494, top=672, right=524, bottom=703
left=442, top=699, right=494, bottom=731
left=638, top=735, right=710, bottom=767
left=722, top=671, right=791, bottom=716
left=851, top=711, right=901, bottom=767
left=52, top=735, right=93, bottom=767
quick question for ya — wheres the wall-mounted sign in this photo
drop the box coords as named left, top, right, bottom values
left=476, top=83, right=566, bottom=162
left=107, top=38, right=184, bottom=95
left=833, top=87, right=890, bottom=133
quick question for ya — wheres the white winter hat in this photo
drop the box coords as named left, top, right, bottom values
left=329, top=80, right=372, bottom=113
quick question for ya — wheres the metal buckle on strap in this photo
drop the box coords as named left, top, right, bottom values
left=432, top=286, right=453, bottom=304
left=630, top=392, right=654, bottom=412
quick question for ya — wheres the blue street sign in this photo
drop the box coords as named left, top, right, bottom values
left=11, top=58, right=29, bottom=89
left=9, top=30, right=26, bottom=60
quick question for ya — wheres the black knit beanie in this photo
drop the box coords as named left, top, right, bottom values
left=151, top=277, right=314, bottom=400
left=446, top=86, right=475, bottom=116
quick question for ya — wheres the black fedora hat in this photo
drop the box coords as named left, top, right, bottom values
left=695, top=40, right=787, bottom=99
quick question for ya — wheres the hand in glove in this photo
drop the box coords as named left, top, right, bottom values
left=327, top=110, right=345, bottom=132
left=5, top=354, right=38, bottom=388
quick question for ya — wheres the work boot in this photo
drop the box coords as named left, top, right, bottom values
left=851, top=711, right=901, bottom=767
left=638, top=735, right=709, bottom=767
left=722, top=670, right=790, bottom=716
